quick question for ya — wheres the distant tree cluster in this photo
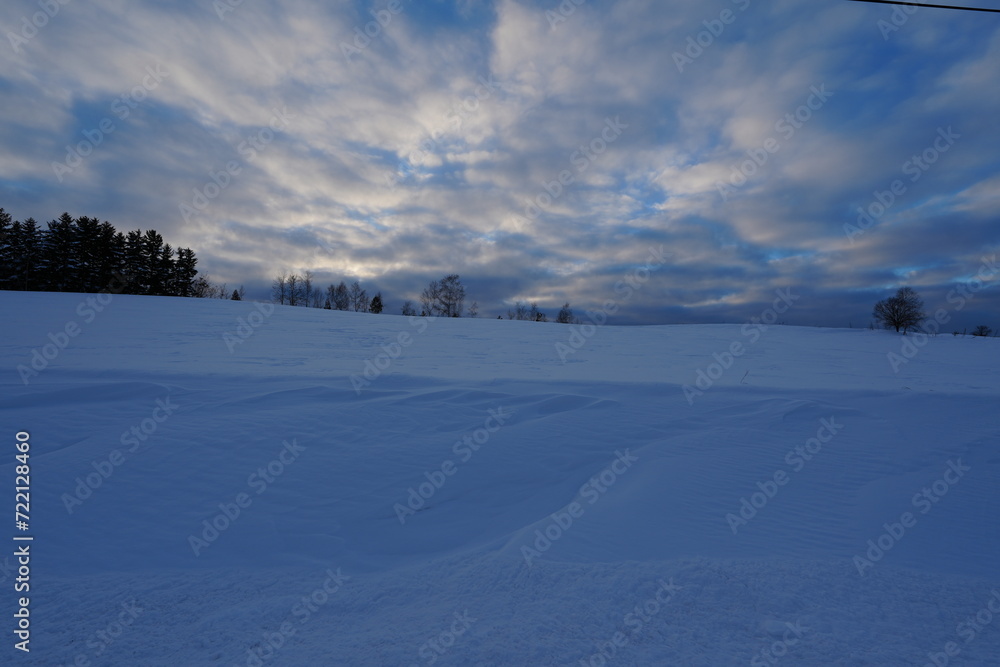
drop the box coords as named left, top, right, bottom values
left=503, top=300, right=578, bottom=324
left=268, top=272, right=484, bottom=319
left=0, top=209, right=200, bottom=296
left=507, top=301, right=549, bottom=322
left=271, top=271, right=383, bottom=314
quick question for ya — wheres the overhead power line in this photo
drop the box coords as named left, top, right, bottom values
left=846, top=0, right=1000, bottom=12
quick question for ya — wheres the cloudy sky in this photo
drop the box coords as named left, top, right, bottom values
left=2, top=0, right=999, bottom=327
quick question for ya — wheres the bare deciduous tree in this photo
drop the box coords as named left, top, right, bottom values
left=272, top=272, right=288, bottom=305
left=422, top=274, right=465, bottom=317
left=287, top=273, right=303, bottom=306
left=303, top=270, right=314, bottom=308
left=556, top=302, right=574, bottom=324
left=327, top=281, right=350, bottom=310
left=349, top=280, right=368, bottom=312
left=507, top=301, right=530, bottom=320
left=873, top=287, right=925, bottom=334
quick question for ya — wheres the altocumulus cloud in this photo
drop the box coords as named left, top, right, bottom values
left=1, top=0, right=998, bottom=327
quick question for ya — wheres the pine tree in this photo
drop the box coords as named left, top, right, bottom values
left=142, top=230, right=167, bottom=295
left=40, top=213, right=77, bottom=291
left=97, top=225, right=125, bottom=292
left=173, top=248, right=198, bottom=297
left=74, top=216, right=103, bottom=292
left=12, top=218, right=43, bottom=291
left=0, top=209, right=12, bottom=290
left=122, top=230, right=146, bottom=294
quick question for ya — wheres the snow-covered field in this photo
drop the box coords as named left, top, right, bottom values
left=2, top=291, right=999, bottom=666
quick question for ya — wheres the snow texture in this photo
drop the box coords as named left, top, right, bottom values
left=1, top=292, right=998, bottom=666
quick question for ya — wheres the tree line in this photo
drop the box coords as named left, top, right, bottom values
left=271, top=271, right=384, bottom=313
left=271, top=271, right=580, bottom=323
left=0, top=209, right=202, bottom=297
left=0, top=208, right=579, bottom=322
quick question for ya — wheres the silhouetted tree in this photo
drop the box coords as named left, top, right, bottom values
left=327, top=281, right=350, bottom=310
left=272, top=272, right=288, bottom=304
left=287, top=274, right=303, bottom=306
left=190, top=276, right=213, bottom=298
left=39, top=213, right=77, bottom=291
left=173, top=248, right=198, bottom=297
left=0, top=209, right=12, bottom=290
left=12, top=218, right=43, bottom=291
left=349, top=280, right=368, bottom=312
left=303, top=270, right=314, bottom=308
left=873, top=287, right=925, bottom=334
left=507, top=301, right=530, bottom=320
left=421, top=274, right=465, bottom=317
left=556, top=303, right=574, bottom=324
left=369, top=292, right=384, bottom=314
left=0, top=210, right=197, bottom=296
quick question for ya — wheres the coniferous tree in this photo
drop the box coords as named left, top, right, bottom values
left=75, top=216, right=104, bottom=292
left=13, top=218, right=43, bottom=291
left=369, top=292, right=383, bottom=314
left=142, top=230, right=166, bottom=295
left=122, top=229, right=146, bottom=294
left=40, top=213, right=77, bottom=291
left=157, top=243, right=175, bottom=295
left=0, top=209, right=13, bottom=290
left=0, top=210, right=197, bottom=296
left=173, top=248, right=198, bottom=296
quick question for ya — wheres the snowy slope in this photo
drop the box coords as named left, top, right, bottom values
left=1, top=291, right=999, bottom=666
